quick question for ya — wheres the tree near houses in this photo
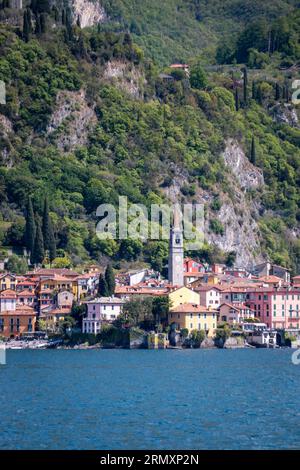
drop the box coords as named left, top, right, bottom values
left=105, top=264, right=115, bottom=296
left=42, top=197, right=56, bottom=262
left=250, top=136, right=256, bottom=165
left=98, top=273, right=109, bottom=297
left=25, top=196, right=36, bottom=260
left=32, top=216, right=45, bottom=266
left=190, top=63, right=208, bottom=89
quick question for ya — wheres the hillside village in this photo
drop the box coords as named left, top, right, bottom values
left=0, top=1, right=300, bottom=350
left=1, top=216, right=300, bottom=350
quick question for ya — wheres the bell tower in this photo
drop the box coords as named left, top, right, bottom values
left=168, top=206, right=184, bottom=286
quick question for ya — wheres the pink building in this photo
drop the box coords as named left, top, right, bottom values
left=246, top=288, right=300, bottom=329
left=82, top=297, right=126, bottom=334
left=219, top=303, right=255, bottom=325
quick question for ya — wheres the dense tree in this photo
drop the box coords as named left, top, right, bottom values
left=25, top=197, right=36, bottom=257
left=98, top=273, right=109, bottom=297
left=190, top=63, right=208, bottom=89
left=234, top=87, right=239, bottom=111
left=5, top=255, right=28, bottom=274
left=42, top=197, right=56, bottom=262
left=23, top=10, right=30, bottom=42
left=250, top=137, right=256, bottom=165
left=243, top=67, right=248, bottom=104
left=105, top=264, right=115, bottom=296
left=275, top=82, right=281, bottom=101
left=32, top=217, right=45, bottom=265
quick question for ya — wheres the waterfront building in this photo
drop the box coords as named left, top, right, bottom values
left=0, top=305, right=36, bottom=339
left=82, top=297, right=126, bottom=334
left=219, top=303, right=255, bottom=325
left=168, top=303, right=217, bottom=336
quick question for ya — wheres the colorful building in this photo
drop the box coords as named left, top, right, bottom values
left=0, top=273, right=17, bottom=291
left=168, top=303, right=217, bottom=336
left=0, top=306, right=36, bottom=338
left=169, top=286, right=200, bottom=309
left=82, top=297, right=126, bottom=334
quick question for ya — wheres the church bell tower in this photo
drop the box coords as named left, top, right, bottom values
left=168, top=206, right=184, bottom=286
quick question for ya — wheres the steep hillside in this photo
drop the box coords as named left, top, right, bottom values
left=99, top=0, right=299, bottom=65
left=0, top=1, right=300, bottom=274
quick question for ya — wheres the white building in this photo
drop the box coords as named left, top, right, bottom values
left=82, top=297, right=126, bottom=335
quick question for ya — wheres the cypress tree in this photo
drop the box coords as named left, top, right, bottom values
left=98, top=273, right=109, bottom=297
left=285, top=84, right=289, bottom=103
left=105, top=265, right=115, bottom=296
left=234, top=87, right=239, bottom=111
left=35, top=14, right=41, bottom=35
left=243, top=67, right=248, bottom=104
left=256, top=85, right=263, bottom=105
left=275, top=82, right=281, bottom=101
left=42, top=197, right=56, bottom=263
left=252, top=81, right=256, bottom=100
left=25, top=197, right=36, bottom=259
left=62, top=8, right=65, bottom=25
left=32, top=217, right=45, bottom=266
left=250, top=137, right=256, bottom=165
left=23, top=10, right=30, bottom=42
left=40, top=13, right=46, bottom=34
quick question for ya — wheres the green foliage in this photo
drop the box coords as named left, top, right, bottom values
left=32, top=216, right=44, bottom=265
left=42, top=197, right=56, bottom=262
left=98, top=273, right=109, bottom=297
left=190, top=63, right=208, bottom=90
left=104, top=264, right=116, bottom=295
left=5, top=254, right=28, bottom=274
left=209, top=219, right=225, bottom=236
left=190, top=329, right=206, bottom=348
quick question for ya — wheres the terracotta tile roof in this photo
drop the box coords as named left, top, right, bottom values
left=0, top=305, right=36, bottom=316
left=17, top=290, right=35, bottom=297
left=0, top=289, right=17, bottom=298
left=258, top=275, right=283, bottom=283
left=170, top=303, right=218, bottom=314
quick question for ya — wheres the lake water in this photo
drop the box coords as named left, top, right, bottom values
left=0, top=349, right=299, bottom=450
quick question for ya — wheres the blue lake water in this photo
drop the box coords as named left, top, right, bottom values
left=0, top=349, right=299, bottom=450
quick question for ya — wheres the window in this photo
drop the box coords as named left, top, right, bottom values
left=190, top=313, right=193, bottom=318
left=10, top=318, right=14, bottom=333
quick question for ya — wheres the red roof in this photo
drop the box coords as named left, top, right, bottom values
left=170, top=303, right=218, bottom=314
left=0, top=289, right=17, bottom=299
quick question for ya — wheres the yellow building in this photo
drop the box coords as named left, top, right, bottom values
left=168, top=303, right=218, bottom=337
left=0, top=274, right=17, bottom=291
left=169, top=286, right=200, bottom=309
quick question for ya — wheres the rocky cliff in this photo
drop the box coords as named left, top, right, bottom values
left=71, top=0, right=106, bottom=28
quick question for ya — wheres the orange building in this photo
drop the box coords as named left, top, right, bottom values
left=0, top=305, right=36, bottom=338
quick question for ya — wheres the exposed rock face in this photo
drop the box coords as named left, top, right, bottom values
left=163, top=140, right=265, bottom=269
left=271, top=103, right=299, bottom=128
left=71, top=0, right=106, bottom=28
left=0, top=114, right=13, bottom=165
left=47, top=89, right=97, bottom=151
left=222, top=139, right=264, bottom=191
left=103, top=60, right=146, bottom=99
left=0, top=114, right=13, bottom=135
